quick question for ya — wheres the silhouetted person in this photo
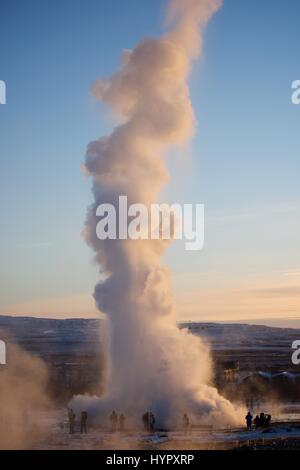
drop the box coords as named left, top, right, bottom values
left=245, top=412, right=253, bottom=431
left=142, top=412, right=149, bottom=431
left=253, top=415, right=260, bottom=429
left=149, top=412, right=155, bottom=433
left=80, top=411, right=88, bottom=434
left=68, top=408, right=76, bottom=434
left=183, top=414, right=190, bottom=435
left=142, top=411, right=155, bottom=432
left=265, top=414, right=271, bottom=427
left=110, top=410, right=118, bottom=432
left=259, top=413, right=265, bottom=428
left=119, top=413, right=125, bottom=431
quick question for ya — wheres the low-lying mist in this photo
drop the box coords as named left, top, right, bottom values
left=0, top=334, right=53, bottom=449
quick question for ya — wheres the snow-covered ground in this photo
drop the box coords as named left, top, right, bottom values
left=30, top=408, right=300, bottom=450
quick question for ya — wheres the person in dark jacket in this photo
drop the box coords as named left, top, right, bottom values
left=183, top=414, right=190, bottom=435
left=110, top=410, right=118, bottom=432
left=149, top=412, right=155, bottom=432
left=80, top=411, right=88, bottom=434
left=259, top=413, right=265, bottom=427
left=253, top=415, right=260, bottom=429
left=245, top=411, right=253, bottom=431
left=265, top=414, right=272, bottom=427
left=68, top=408, right=76, bottom=434
left=142, top=411, right=150, bottom=432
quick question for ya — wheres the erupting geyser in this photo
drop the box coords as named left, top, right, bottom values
left=73, top=0, right=244, bottom=428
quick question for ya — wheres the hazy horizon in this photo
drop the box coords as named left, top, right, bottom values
left=1, top=312, right=300, bottom=329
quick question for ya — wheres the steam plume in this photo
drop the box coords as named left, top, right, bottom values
left=78, top=0, right=243, bottom=427
left=0, top=338, right=52, bottom=449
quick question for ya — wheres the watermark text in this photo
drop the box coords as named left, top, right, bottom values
left=95, top=196, right=204, bottom=251
left=0, top=80, right=6, bottom=105
left=291, top=80, right=300, bottom=105
left=0, top=340, right=6, bottom=365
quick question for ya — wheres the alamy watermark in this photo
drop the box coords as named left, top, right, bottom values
left=0, top=340, right=6, bottom=365
left=0, top=80, right=6, bottom=105
left=95, top=196, right=204, bottom=251
left=291, top=80, right=300, bottom=105
left=291, top=340, right=300, bottom=365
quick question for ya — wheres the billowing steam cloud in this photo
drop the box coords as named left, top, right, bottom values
left=76, top=0, right=243, bottom=427
left=0, top=338, right=52, bottom=449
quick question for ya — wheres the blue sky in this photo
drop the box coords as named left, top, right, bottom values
left=0, top=0, right=300, bottom=325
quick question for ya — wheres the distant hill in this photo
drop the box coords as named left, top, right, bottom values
left=1, top=315, right=300, bottom=371
left=1, top=315, right=300, bottom=401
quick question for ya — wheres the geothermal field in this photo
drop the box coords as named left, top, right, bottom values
left=1, top=0, right=300, bottom=455
left=1, top=316, right=300, bottom=449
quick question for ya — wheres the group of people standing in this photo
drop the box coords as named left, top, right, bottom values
left=68, top=408, right=126, bottom=434
left=246, top=411, right=272, bottom=430
left=67, top=408, right=191, bottom=434
left=110, top=410, right=126, bottom=432
left=142, top=411, right=190, bottom=434
left=68, top=408, right=88, bottom=434
left=142, top=411, right=156, bottom=432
